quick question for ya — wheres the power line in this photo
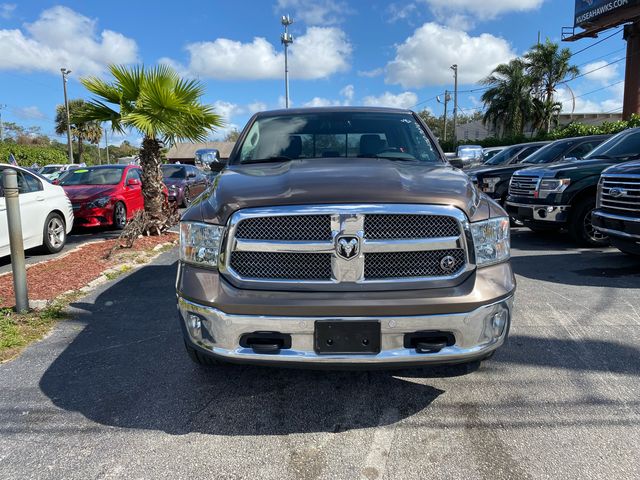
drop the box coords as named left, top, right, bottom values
left=572, top=80, right=624, bottom=100
left=575, top=47, right=626, bottom=68
left=569, top=27, right=623, bottom=58
left=563, top=56, right=626, bottom=83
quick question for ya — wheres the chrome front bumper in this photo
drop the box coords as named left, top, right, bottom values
left=178, top=295, right=514, bottom=366
left=506, top=202, right=570, bottom=222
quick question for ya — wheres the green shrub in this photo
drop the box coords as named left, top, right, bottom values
left=0, top=143, right=68, bottom=167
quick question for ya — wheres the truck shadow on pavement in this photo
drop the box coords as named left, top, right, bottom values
left=38, top=259, right=452, bottom=436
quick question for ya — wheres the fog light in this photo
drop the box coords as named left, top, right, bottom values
left=491, top=310, right=508, bottom=338
left=187, top=312, right=202, bottom=339
left=547, top=207, right=554, bottom=213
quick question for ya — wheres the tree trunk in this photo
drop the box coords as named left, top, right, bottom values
left=139, top=136, right=165, bottom=231
left=77, top=137, right=84, bottom=164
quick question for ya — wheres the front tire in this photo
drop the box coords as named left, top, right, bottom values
left=182, top=186, right=192, bottom=208
left=113, top=202, right=127, bottom=230
left=42, top=212, right=66, bottom=254
left=569, top=198, right=609, bottom=247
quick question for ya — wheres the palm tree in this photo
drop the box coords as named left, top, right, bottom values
left=524, top=40, right=579, bottom=133
left=481, top=59, right=533, bottom=138
left=78, top=64, right=222, bottom=230
left=55, top=99, right=103, bottom=163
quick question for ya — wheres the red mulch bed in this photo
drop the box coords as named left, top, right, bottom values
left=0, top=233, right=177, bottom=308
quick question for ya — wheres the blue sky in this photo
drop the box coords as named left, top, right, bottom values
left=0, top=1, right=627, bottom=145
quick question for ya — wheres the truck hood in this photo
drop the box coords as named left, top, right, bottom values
left=603, top=159, right=640, bottom=175
left=192, top=158, right=482, bottom=224
left=516, top=158, right=617, bottom=178
left=467, top=163, right=528, bottom=177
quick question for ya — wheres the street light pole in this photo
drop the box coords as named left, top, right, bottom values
left=0, top=104, right=6, bottom=142
left=104, top=125, right=110, bottom=164
left=437, top=91, right=451, bottom=142
left=450, top=64, right=458, bottom=144
left=61, top=68, right=74, bottom=164
left=281, top=15, right=294, bottom=108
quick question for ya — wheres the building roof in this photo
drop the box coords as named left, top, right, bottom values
left=166, top=141, right=236, bottom=160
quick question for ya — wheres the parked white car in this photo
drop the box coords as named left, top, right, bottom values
left=0, top=165, right=74, bottom=257
left=39, top=164, right=80, bottom=181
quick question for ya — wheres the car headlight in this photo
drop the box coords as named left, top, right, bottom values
left=537, top=178, right=570, bottom=199
left=481, top=177, right=501, bottom=193
left=180, top=221, right=224, bottom=268
left=87, top=196, right=111, bottom=208
left=470, top=217, right=510, bottom=267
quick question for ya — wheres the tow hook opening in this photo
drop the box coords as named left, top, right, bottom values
left=404, top=331, right=456, bottom=354
left=240, top=331, right=292, bottom=355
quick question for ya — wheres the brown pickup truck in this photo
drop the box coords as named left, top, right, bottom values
left=176, top=107, right=515, bottom=368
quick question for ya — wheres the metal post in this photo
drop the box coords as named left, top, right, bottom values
left=443, top=90, right=450, bottom=142
left=623, top=20, right=640, bottom=120
left=3, top=169, right=29, bottom=313
left=451, top=64, right=458, bottom=144
left=281, top=15, right=294, bottom=108
left=61, top=68, right=74, bottom=164
left=104, top=126, right=110, bottom=163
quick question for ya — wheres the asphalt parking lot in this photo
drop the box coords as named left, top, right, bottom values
left=1, top=228, right=639, bottom=479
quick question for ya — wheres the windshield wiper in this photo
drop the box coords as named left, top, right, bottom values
left=240, top=156, right=293, bottom=165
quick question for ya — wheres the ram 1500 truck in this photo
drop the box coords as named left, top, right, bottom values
left=176, top=107, right=515, bottom=368
left=593, top=160, right=640, bottom=256
left=506, top=128, right=640, bottom=247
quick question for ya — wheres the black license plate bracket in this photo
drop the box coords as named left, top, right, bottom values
left=314, top=321, right=381, bottom=355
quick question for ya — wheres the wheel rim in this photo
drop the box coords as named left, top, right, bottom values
left=115, top=204, right=126, bottom=227
left=584, top=209, right=607, bottom=243
left=47, top=217, right=65, bottom=248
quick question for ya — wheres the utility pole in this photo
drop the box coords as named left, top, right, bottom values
left=450, top=64, right=458, bottom=144
left=0, top=104, right=6, bottom=142
left=437, top=91, right=451, bottom=142
left=60, top=68, right=74, bottom=164
left=281, top=15, right=294, bottom=108
left=104, top=124, right=110, bottom=163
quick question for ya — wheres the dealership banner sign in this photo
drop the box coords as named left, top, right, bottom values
left=575, top=0, right=640, bottom=27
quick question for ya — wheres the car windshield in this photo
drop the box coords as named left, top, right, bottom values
left=235, top=111, right=442, bottom=164
left=484, top=145, right=521, bottom=166
left=584, top=130, right=640, bottom=160
left=162, top=165, right=186, bottom=179
left=40, top=166, right=61, bottom=174
left=522, top=142, right=569, bottom=164
left=59, top=167, right=124, bottom=185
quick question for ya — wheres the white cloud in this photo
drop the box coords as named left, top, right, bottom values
left=0, top=6, right=138, bottom=75
left=582, top=60, right=619, bottom=85
left=358, top=67, right=384, bottom=78
left=385, top=23, right=515, bottom=88
left=362, top=91, right=418, bottom=109
left=387, top=3, right=419, bottom=23
left=424, top=0, right=544, bottom=27
left=180, top=26, right=351, bottom=80
left=0, top=3, right=16, bottom=19
left=340, top=84, right=354, bottom=103
left=247, top=102, right=267, bottom=114
left=12, top=105, right=46, bottom=120
left=304, top=97, right=341, bottom=107
left=275, top=0, right=352, bottom=25
left=557, top=83, right=623, bottom=114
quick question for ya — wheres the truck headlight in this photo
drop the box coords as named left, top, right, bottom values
left=537, top=178, right=570, bottom=199
left=470, top=217, right=510, bottom=267
left=180, top=221, right=224, bottom=268
left=482, top=177, right=500, bottom=193
left=87, top=196, right=111, bottom=208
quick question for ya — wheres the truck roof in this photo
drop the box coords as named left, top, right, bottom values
left=254, top=106, right=412, bottom=117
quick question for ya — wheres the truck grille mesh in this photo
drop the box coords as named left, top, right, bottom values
left=364, top=214, right=459, bottom=239
left=235, top=215, right=332, bottom=241
left=364, top=249, right=466, bottom=279
left=230, top=252, right=332, bottom=280
left=509, top=176, right=538, bottom=198
left=600, top=176, right=640, bottom=217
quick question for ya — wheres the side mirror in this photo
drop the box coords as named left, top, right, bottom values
left=448, top=158, right=464, bottom=169
left=127, top=178, right=140, bottom=186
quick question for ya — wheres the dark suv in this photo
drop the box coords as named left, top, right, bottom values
left=176, top=107, right=515, bottom=368
left=506, top=128, right=640, bottom=246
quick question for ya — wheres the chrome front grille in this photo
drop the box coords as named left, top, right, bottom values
left=599, top=175, right=640, bottom=217
left=364, top=249, right=466, bottom=279
left=222, top=205, right=472, bottom=291
left=364, top=214, right=459, bottom=239
left=509, top=175, right=539, bottom=198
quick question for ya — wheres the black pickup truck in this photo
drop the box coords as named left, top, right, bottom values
left=593, top=160, right=640, bottom=256
left=469, top=135, right=609, bottom=207
left=506, top=128, right=640, bottom=246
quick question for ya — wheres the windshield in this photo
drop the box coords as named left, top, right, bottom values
left=40, top=166, right=61, bottom=175
left=584, top=130, right=640, bottom=160
left=59, top=167, right=124, bottom=186
left=161, top=165, right=186, bottom=179
left=484, top=145, right=521, bottom=166
left=522, top=142, right=569, bottom=164
left=235, top=111, right=442, bottom=164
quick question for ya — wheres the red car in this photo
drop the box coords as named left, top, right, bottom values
left=60, top=165, right=145, bottom=229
